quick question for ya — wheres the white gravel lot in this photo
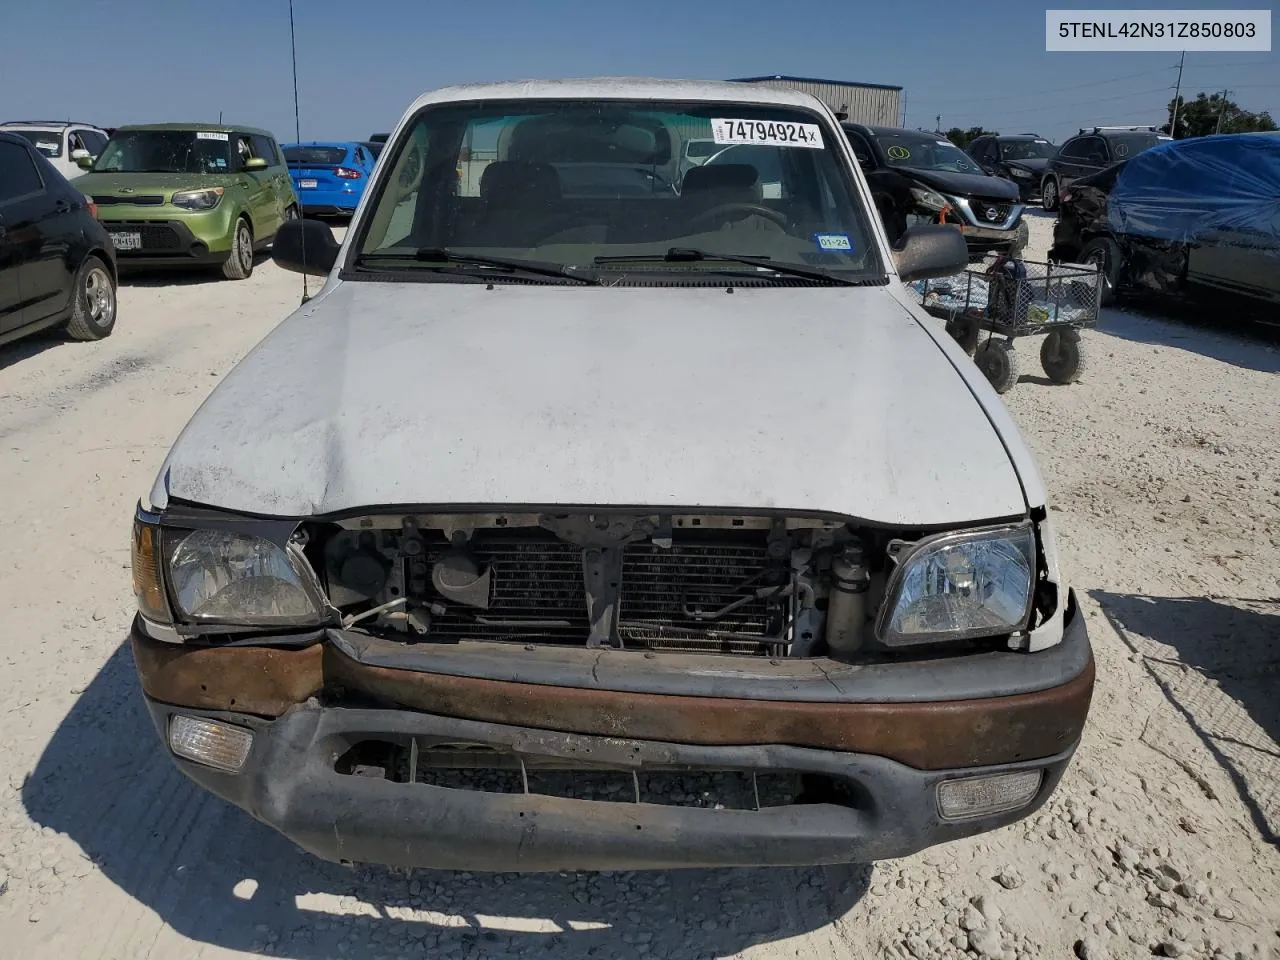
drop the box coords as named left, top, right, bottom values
left=0, top=215, right=1276, bottom=960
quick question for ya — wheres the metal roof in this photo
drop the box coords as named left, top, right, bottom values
left=730, top=74, right=903, bottom=92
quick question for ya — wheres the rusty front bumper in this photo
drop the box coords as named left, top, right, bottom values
left=132, top=592, right=1094, bottom=870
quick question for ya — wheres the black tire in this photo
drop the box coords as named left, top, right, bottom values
left=1041, top=177, right=1059, bottom=211
left=64, top=255, right=117, bottom=341
left=221, top=217, right=254, bottom=280
left=1040, top=329, right=1088, bottom=384
left=975, top=339, right=1020, bottom=394
left=1078, top=236, right=1121, bottom=307
left=946, top=313, right=982, bottom=355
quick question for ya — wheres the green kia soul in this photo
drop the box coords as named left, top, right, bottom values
left=73, top=124, right=298, bottom=280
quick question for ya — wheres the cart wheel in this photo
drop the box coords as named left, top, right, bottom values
left=947, top=314, right=981, bottom=355
left=1040, top=329, right=1088, bottom=384
left=975, top=339, right=1020, bottom=394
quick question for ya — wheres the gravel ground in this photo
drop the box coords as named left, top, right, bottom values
left=0, top=215, right=1277, bottom=960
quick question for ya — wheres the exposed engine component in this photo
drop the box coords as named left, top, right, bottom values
left=824, top=542, right=871, bottom=658
left=319, top=513, right=879, bottom=657
left=431, top=550, right=491, bottom=609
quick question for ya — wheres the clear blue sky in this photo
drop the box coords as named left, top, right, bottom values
left=3, top=0, right=1276, bottom=145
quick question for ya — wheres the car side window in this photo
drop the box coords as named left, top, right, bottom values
left=845, top=131, right=874, bottom=167
left=251, top=135, right=279, bottom=166
left=1057, top=138, right=1082, bottom=160
left=0, top=142, right=45, bottom=202
left=81, top=130, right=108, bottom=154
left=1082, top=137, right=1107, bottom=164
left=971, top=139, right=993, bottom=164
left=68, top=131, right=85, bottom=154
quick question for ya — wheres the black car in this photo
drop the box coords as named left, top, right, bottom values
left=0, top=132, right=117, bottom=350
left=967, top=134, right=1057, bottom=203
left=360, top=140, right=384, bottom=160
left=842, top=123, right=1026, bottom=259
left=1039, top=126, right=1171, bottom=212
left=1048, top=133, right=1280, bottom=308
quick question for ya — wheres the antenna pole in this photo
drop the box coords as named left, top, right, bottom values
left=1215, top=88, right=1230, bottom=133
left=1169, top=51, right=1185, bottom=135
left=289, top=0, right=310, bottom=303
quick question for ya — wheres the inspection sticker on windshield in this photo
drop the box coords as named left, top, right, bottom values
left=196, top=131, right=229, bottom=141
left=815, top=233, right=853, bottom=252
left=711, top=118, right=824, bottom=149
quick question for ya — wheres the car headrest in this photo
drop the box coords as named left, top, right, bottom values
left=681, top=163, right=762, bottom=204
left=479, top=161, right=562, bottom=207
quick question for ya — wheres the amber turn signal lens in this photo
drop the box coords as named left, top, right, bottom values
left=132, top=518, right=172, bottom=623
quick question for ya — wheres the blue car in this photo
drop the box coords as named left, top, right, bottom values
left=282, top=141, right=376, bottom=216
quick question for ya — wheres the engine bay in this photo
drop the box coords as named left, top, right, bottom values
left=312, top=511, right=891, bottom=657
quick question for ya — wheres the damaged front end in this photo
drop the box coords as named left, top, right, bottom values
left=129, top=502, right=1093, bottom=871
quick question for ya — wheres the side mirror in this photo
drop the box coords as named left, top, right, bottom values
left=856, top=157, right=872, bottom=172
left=272, top=218, right=340, bottom=277
left=892, top=224, right=969, bottom=283
left=70, top=148, right=90, bottom=161
left=244, top=157, right=268, bottom=171
left=76, top=154, right=95, bottom=169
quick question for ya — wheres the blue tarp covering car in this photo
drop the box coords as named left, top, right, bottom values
left=1051, top=133, right=1280, bottom=306
left=1107, top=133, right=1280, bottom=246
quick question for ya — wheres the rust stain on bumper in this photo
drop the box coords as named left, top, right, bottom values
left=327, top=649, right=1094, bottom=770
left=131, top=633, right=323, bottom=716
left=133, top=629, right=1093, bottom=770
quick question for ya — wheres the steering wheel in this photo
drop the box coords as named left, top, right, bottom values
left=687, top=202, right=789, bottom=231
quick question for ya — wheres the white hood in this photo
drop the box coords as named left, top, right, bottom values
left=150, top=281, right=1028, bottom=526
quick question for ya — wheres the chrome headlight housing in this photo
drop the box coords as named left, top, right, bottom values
left=166, top=529, right=328, bottom=628
left=877, top=523, right=1035, bottom=647
left=909, top=185, right=951, bottom=212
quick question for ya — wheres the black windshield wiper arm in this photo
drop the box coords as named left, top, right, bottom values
left=355, top=247, right=597, bottom=284
left=593, top=247, right=862, bottom=285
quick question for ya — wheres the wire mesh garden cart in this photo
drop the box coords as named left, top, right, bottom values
left=908, top=258, right=1102, bottom=394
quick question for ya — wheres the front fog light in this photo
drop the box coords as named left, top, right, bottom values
left=169, top=715, right=253, bottom=772
left=936, top=770, right=1042, bottom=820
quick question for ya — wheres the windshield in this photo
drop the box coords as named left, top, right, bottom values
left=1107, top=133, right=1170, bottom=159
left=10, top=130, right=63, bottom=158
left=1000, top=139, right=1055, bottom=160
left=874, top=132, right=981, bottom=173
left=285, top=145, right=348, bottom=165
left=92, top=130, right=232, bottom=174
left=354, top=100, right=882, bottom=283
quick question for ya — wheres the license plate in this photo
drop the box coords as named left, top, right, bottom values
left=110, top=232, right=142, bottom=251
left=299, top=179, right=317, bottom=189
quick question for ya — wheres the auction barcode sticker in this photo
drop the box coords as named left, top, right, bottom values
left=196, top=131, right=230, bottom=141
left=711, top=119, right=824, bottom=149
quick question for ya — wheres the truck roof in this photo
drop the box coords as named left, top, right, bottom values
left=401, top=78, right=830, bottom=116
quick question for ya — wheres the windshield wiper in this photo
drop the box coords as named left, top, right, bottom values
left=593, top=247, right=864, bottom=285
left=354, top=247, right=598, bottom=284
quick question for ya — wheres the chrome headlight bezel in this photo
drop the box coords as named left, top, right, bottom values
left=1009, top=167, right=1034, bottom=179
left=875, top=522, right=1036, bottom=648
left=162, top=527, right=331, bottom=630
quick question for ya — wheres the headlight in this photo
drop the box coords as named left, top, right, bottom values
left=878, top=524, right=1035, bottom=646
left=1010, top=168, right=1033, bottom=179
left=166, top=529, right=327, bottom=627
left=171, top=187, right=224, bottom=210
left=909, top=186, right=950, bottom=212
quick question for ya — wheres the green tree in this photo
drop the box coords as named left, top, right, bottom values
left=944, top=126, right=999, bottom=149
left=1164, top=91, right=1277, bottom=138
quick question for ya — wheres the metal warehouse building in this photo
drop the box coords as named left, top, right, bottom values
left=731, top=75, right=903, bottom=126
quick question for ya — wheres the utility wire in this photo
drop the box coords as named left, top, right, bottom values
left=922, top=66, right=1175, bottom=104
